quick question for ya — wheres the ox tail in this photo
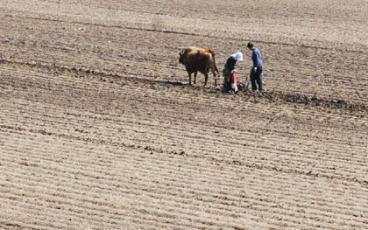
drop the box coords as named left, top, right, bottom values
left=207, top=49, right=220, bottom=86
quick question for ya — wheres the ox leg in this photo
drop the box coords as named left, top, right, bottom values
left=194, top=72, right=197, bottom=84
left=188, top=73, right=192, bottom=85
left=204, top=72, right=208, bottom=86
left=212, top=69, right=218, bottom=86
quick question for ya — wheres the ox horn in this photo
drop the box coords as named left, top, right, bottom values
left=179, top=47, right=186, bottom=55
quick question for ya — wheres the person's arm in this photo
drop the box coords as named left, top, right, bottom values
left=252, top=51, right=258, bottom=71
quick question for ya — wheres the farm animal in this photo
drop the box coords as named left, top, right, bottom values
left=178, top=47, right=219, bottom=86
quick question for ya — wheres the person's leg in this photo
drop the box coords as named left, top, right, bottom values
left=222, top=69, right=228, bottom=91
left=255, top=68, right=263, bottom=92
left=223, top=69, right=229, bottom=91
left=250, top=69, right=257, bottom=91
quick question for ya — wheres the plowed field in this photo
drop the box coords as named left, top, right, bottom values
left=0, top=0, right=367, bottom=229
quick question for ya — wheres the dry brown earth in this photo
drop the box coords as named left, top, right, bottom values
left=0, top=0, right=367, bottom=229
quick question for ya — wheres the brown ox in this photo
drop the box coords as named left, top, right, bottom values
left=178, top=47, right=219, bottom=86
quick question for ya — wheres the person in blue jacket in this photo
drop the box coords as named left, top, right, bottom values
left=247, top=42, right=263, bottom=92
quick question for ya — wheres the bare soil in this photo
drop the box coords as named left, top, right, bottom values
left=0, top=0, right=367, bottom=229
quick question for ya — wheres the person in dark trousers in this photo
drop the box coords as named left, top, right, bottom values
left=223, top=51, right=243, bottom=93
left=247, top=42, right=263, bottom=92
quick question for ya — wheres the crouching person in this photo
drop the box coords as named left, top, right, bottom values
left=223, top=51, right=243, bottom=93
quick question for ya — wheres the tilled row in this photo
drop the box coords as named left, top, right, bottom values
left=1, top=62, right=366, bottom=134
left=1, top=67, right=366, bottom=182
left=1, top=1, right=368, bottom=229
left=1, top=8, right=367, bottom=105
left=1, top=60, right=367, bottom=117
left=1, top=96, right=367, bottom=187
left=1, top=130, right=367, bottom=229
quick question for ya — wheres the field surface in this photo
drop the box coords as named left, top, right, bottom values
left=0, top=0, right=367, bottom=229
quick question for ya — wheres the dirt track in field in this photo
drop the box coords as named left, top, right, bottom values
left=0, top=0, right=367, bottom=229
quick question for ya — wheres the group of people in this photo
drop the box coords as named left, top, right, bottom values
left=223, top=42, right=263, bottom=93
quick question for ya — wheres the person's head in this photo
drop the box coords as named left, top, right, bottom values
left=247, top=42, right=255, bottom=50
left=231, top=51, right=244, bottom=62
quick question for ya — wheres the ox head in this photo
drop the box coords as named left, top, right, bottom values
left=178, top=47, right=186, bottom=65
